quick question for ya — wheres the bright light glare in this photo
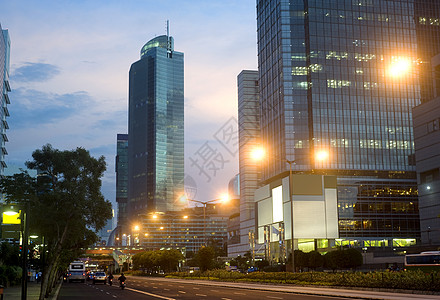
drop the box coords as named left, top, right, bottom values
left=389, top=58, right=411, bottom=77
left=159, top=226, right=164, bottom=230
left=133, top=225, right=140, bottom=231
left=3, top=211, right=18, bottom=216
left=220, top=193, right=229, bottom=203
left=251, top=147, right=265, bottom=161
left=152, top=214, right=158, bottom=219
left=316, top=150, right=329, bottom=161
left=183, top=215, right=188, bottom=219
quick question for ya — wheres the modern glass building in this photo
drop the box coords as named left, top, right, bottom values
left=128, top=34, right=184, bottom=222
left=255, top=0, right=440, bottom=250
left=0, top=24, right=10, bottom=176
left=115, top=134, right=128, bottom=242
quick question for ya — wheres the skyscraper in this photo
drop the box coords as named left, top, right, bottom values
left=0, top=23, right=10, bottom=176
left=255, top=0, right=432, bottom=251
left=128, top=32, right=184, bottom=222
left=229, top=70, right=261, bottom=257
left=115, top=133, right=128, bottom=241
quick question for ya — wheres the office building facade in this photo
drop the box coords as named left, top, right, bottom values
left=255, top=0, right=426, bottom=252
left=128, top=34, right=184, bottom=222
left=0, top=24, right=10, bottom=176
left=140, top=206, right=228, bottom=254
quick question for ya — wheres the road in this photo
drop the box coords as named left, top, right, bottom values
left=57, top=276, right=346, bottom=300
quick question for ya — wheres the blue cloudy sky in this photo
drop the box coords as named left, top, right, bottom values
left=1, top=1, right=257, bottom=208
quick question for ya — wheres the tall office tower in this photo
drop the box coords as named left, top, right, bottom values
left=256, top=0, right=424, bottom=250
left=414, top=1, right=440, bottom=103
left=413, top=54, right=440, bottom=246
left=0, top=24, right=10, bottom=176
left=229, top=70, right=261, bottom=257
left=115, top=134, right=128, bottom=242
left=128, top=32, right=184, bottom=222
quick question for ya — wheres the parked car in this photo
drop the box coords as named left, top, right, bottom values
left=93, top=272, right=107, bottom=284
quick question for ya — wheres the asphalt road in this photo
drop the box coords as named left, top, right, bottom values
left=58, top=276, right=347, bottom=300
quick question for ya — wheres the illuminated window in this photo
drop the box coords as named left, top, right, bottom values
left=327, top=79, right=351, bottom=88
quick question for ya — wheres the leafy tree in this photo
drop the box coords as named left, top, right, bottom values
left=308, top=251, right=324, bottom=270
left=294, top=250, right=307, bottom=271
left=196, top=246, right=216, bottom=271
left=0, top=144, right=112, bottom=299
left=157, top=249, right=184, bottom=272
left=342, top=248, right=363, bottom=270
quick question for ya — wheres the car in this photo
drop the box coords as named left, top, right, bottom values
left=93, top=272, right=107, bottom=284
left=87, top=272, right=95, bottom=281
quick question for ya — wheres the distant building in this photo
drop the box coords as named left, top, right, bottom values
left=229, top=70, right=261, bottom=257
left=128, top=31, right=184, bottom=224
left=413, top=54, right=440, bottom=246
left=0, top=23, right=11, bottom=176
left=140, top=205, right=228, bottom=254
left=114, top=133, right=128, bottom=244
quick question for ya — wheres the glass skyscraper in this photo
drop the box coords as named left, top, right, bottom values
left=255, top=0, right=440, bottom=247
left=0, top=23, right=10, bottom=176
left=128, top=34, right=184, bottom=221
left=115, top=134, right=128, bottom=241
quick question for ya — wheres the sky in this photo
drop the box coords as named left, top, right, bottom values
left=1, top=1, right=258, bottom=210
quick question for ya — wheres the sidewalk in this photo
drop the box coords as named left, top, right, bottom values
left=2, top=279, right=62, bottom=300
left=2, top=281, right=41, bottom=300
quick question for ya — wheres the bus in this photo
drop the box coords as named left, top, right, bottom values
left=68, top=261, right=86, bottom=283
left=404, top=251, right=440, bottom=272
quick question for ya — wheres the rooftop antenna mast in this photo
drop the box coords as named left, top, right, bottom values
left=166, top=20, right=172, bottom=57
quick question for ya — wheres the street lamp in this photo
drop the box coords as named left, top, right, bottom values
left=179, top=194, right=229, bottom=247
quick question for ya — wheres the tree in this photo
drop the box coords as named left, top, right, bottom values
left=0, top=144, right=112, bottom=300
left=196, top=246, right=216, bottom=271
left=342, top=248, right=363, bottom=270
left=307, top=251, right=324, bottom=270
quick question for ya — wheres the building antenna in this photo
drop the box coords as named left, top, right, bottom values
left=166, top=20, right=172, bottom=57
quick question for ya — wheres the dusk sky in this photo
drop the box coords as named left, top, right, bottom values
left=1, top=1, right=258, bottom=209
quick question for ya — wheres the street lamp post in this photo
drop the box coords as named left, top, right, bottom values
left=21, top=204, right=29, bottom=300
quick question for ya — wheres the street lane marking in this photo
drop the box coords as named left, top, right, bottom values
left=164, top=288, right=170, bottom=291
left=178, top=286, right=185, bottom=288
left=112, top=296, right=117, bottom=298
left=221, top=298, right=232, bottom=300
left=126, top=287, right=176, bottom=300
left=267, top=297, right=283, bottom=300
left=178, top=291, right=186, bottom=293
left=153, top=286, right=158, bottom=289
left=210, top=289, right=220, bottom=292
left=195, top=294, right=207, bottom=297
left=193, top=287, right=200, bottom=290
left=234, top=292, right=246, bottom=295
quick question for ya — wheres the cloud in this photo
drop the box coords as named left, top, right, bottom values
left=8, top=88, right=90, bottom=129
left=12, top=62, right=60, bottom=82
